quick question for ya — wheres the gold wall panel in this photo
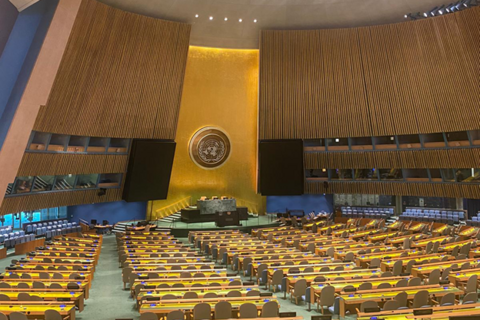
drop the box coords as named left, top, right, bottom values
left=149, top=46, right=265, bottom=219
left=33, top=0, right=191, bottom=139
left=259, top=7, right=480, bottom=139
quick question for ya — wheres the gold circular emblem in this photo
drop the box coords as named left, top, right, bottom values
left=189, top=127, right=231, bottom=169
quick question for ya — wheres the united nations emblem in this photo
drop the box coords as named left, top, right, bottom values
left=189, top=127, right=231, bottom=169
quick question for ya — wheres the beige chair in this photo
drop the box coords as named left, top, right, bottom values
left=204, top=293, right=218, bottom=299
left=466, top=274, right=478, bottom=293
left=462, top=292, right=478, bottom=304
left=183, top=292, right=198, bottom=299
left=411, top=290, right=430, bottom=308
left=50, top=283, right=62, bottom=289
left=262, top=301, right=278, bottom=317
left=427, top=269, right=440, bottom=285
left=0, top=312, right=7, bottom=320
left=290, top=279, right=307, bottom=304
left=377, top=283, right=391, bottom=289
left=358, top=282, right=373, bottom=291
left=392, top=260, right=403, bottom=276
left=382, top=300, right=400, bottom=310
left=140, top=313, right=158, bottom=320
left=436, top=292, right=455, bottom=306
left=408, top=277, right=421, bottom=287
left=17, top=283, right=29, bottom=289
left=0, top=294, right=10, bottom=301
left=193, top=303, right=211, bottom=320
left=9, top=312, right=28, bottom=320
left=167, top=310, right=184, bottom=320
left=45, top=309, right=63, bottom=320
left=32, top=281, right=45, bottom=289
left=226, top=291, right=241, bottom=298
left=246, top=290, right=260, bottom=297
left=317, top=285, right=335, bottom=314
left=214, top=301, right=232, bottom=319
left=270, top=270, right=283, bottom=292
left=358, top=300, right=379, bottom=312
left=239, top=303, right=257, bottom=318
left=394, top=291, right=408, bottom=307
left=405, top=260, right=416, bottom=274
left=17, top=293, right=31, bottom=301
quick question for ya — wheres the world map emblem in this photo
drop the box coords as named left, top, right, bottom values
left=189, top=127, right=231, bottom=169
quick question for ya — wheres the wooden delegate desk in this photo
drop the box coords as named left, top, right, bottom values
left=134, top=270, right=228, bottom=280
left=235, top=253, right=316, bottom=271
left=0, top=302, right=76, bottom=320
left=411, top=236, right=452, bottom=248
left=349, top=229, right=386, bottom=240
left=28, top=256, right=95, bottom=266
left=448, top=267, right=480, bottom=287
left=131, top=276, right=242, bottom=296
left=459, top=226, right=479, bottom=238
left=2, top=270, right=93, bottom=282
left=127, top=257, right=211, bottom=265
left=337, top=285, right=463, bottom=317
left=44, top=245, right=100, bottom=253
left=189, top=230, right=242, bottom=242
left=380, top=254, right=454, bottom=271
left=311, top=276, right=412, bottom=296
left=14, top=239, right=45, bottom=255
left=15, top=262, right=95, bottom=273
left=50, top=241, right=98, bottom=249
left=126, top=262, right=215, bottom=270
left=386, top=233, right=426, bottom=246
left=355, top=249, right=425, bottom=268
left=368, top=231, right=402, bottom=242
left=0, top=291, right=85, bottom=312
left=334, top=245, right=398, bottom=261
left=314, top=242, right=370, bottom=256
left=58, top=236, right=100, bottom=244
left=251, top=226, right=292, bottom=237
left=0, top=279, right=90, bottom=298
left=137, top=286, right=259, bottom=307
left=357, top=303, right=480, bottom=320
left=439, top=240, right=477, bottom=252
left=411, top=259, right=480, bottom=278
left=139, top=296, right=277, bottom=316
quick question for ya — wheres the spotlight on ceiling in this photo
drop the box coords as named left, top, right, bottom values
left=429, top=6, right=439, bottom=16
left=254, top=19, right=257, bottom=23
left=224, top=17, right=228, bottom=21
left=445, top=3, right=453, bottom=12
left=209, top=16, right=213, bottom=20
left=437, top=5, right=445, bottom=14
left=404, top=13, right=417, bottom=20
left=195, top=14, right=199, bottom=18
left=454, top=1, right=463, bottom=10
left=239, top=18, right=243, bottom=22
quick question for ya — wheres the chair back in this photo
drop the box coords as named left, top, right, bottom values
left=262, top=301, right=279, bottom=317
left=214, top=301, right=232, bottom=319
left=45, top=309, right=63, bottom=320
left=193, top=302, right=211, bottom=320
left=167, top=310, right=184, bottom=320
left=239, top=303, right=257, bottom=318
left=360, top=300, right=379, bottom=312
left=412, top=290, right=430, bottom=308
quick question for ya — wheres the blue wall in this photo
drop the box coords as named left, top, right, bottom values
left=67, top=201, right=147, bottom=225
left=266, top=194, right=334, bottom=214
left=0, top=0, right=58, bottom=150
left=0, top=0, right=18, bottom=56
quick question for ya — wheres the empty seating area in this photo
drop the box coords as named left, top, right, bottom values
left=466, top=211, right=480, bottom=226
left=400, top=208, right=466, bottom=224
left=30, top=221, right=81, bottom=239
left=340, top=206, right=394, bottom=219
left=0, top=233, right=102, bottom=319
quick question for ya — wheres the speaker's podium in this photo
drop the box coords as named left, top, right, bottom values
left=215, top=211, right=240, bottom=227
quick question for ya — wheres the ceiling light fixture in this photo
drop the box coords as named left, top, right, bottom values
left=209, top=16, right=213, bottom=20
left=224, top=17, right=228, bottom=21
left=195, top=14, right=199, bottom=18
left=239, top=18, right=242, bottom=22
left=254, top=19, right=257, bottom=23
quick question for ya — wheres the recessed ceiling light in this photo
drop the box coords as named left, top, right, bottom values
left=195, top=14, right=199, bottom=18
left=254, top=19, right=257, bottom=23
left=209, top=16, right=213, bottom=20
left=224, top=17, right=228, bottom=21
left=239, top=18, right=242, bottom=22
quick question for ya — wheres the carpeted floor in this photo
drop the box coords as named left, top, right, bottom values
left=1, top=235, right=355, bottom=320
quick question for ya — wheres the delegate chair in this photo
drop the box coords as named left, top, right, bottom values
left=214, top=301, right=232, bottom=319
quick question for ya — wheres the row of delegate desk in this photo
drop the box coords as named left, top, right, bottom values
left=0, top=233, right=102, bottom=319
left=247, top=219, right=480, bottom=319
left=117, top=229, right=298, bottom=320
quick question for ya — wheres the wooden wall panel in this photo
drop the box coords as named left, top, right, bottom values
left=305, top=148, right=480, bottom=169
left=0, top=190, right=123, bottom=215
left=259, top=7, right=480, bottom=139
left=32, top=0, right=191, bottom=139
left=306, top=181, right=480, bottom=199
left=16, top=153, right=127, bottom=176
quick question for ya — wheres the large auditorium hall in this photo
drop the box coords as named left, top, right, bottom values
left=0, top=0, right=479, bottom=319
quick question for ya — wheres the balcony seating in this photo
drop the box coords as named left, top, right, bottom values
left=341, top=206, right=394, bottom=219
left=399, top=208, right=465, bottom=224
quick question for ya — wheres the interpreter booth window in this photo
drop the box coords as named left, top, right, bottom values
left=429, top=169, right=443, bottom=182
left=373, top=136, right=397, bottom=150
left=379, top=169, right=403, bottom=181
left=54, top=174, right=76, bottom=190
left=455, top=169, right=480, bottom=183
left=404, top=169, right=429, bottom=182
left=398, top=134, right=421, bottom=149
left=354, top=169, right=378, bottom=181
left=98, top=173, right=122, bottom=188
left=421, top=133, right=446, bottom=148
left=28, top=131, right=49, bottom=151
left=87, top=137, right=109, bottom=153
left=446, top=131, right=471, bottom=147
left=441, top=169, right=455, bottom=182
left=47, top=134, right=68, bottom=152
left=470, top=130, right=480, bottom=146
left=331, top=169, right=353, bottom=180
left=13, top=176, right=34, bottom=194
left=32, top=175, right=55, bottom=192
left=303, top=139, right=325, bottom=152
left=350, top=137, right=373, bottom=150
left=327, top=138, right=349, bottom=151
left=67, top=135, right=88, bottom=153
left=108, top=138, right=129, bottom=153
left=75, top=174, right=98, bottom=189
left=305, top=169, right=328, bottom=180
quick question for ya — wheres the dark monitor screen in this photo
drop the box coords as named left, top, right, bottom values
left=122, top=139, right=176, bottom=202
left=259, top=140, right=304, bottom=196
